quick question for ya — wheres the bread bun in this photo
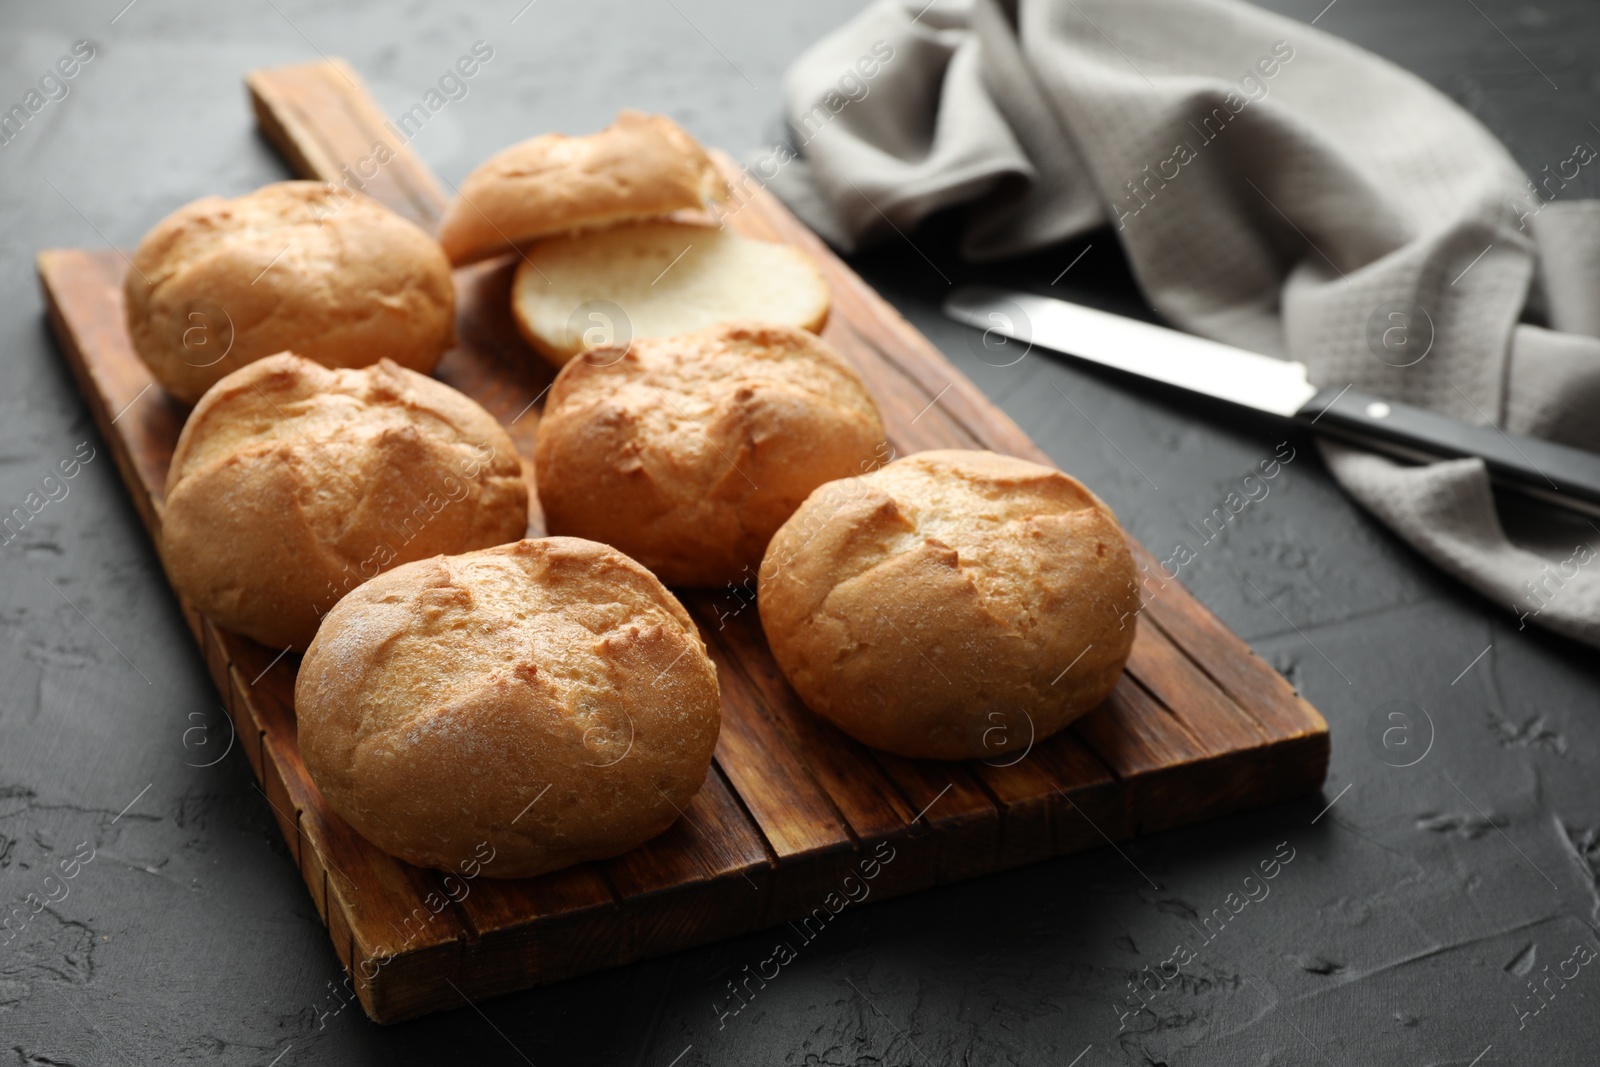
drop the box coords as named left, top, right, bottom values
left=161, top=353, right=527, bottom=650
left=295, top=537, right=722, bottom=879
left=437, top=110, right=727, bottom=265
left=535, top=323, right=886, bottom=587
left=758, top=450, right=1138, bottom=760
left=512, top=221, right=830, bottom=367
left=125, top=181, right=454, bottom=405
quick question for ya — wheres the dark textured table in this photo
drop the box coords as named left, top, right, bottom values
left=3, top=1, right=1598, bottom=1064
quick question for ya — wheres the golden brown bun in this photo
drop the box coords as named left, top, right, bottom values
left=161, top=353, right=527, bottom=650
left=511, top=221, right=831, bottom=367
left=125, top=181, right=454, bottom=405
left=437, top=110, right=727, bottom=266
left=758, top=450, right=1138, bottom=760
left=535, top=323, right=887, bottom=587
left=295, top=537, right=722, bottom=879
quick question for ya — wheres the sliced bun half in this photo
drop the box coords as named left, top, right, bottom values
left=512, top=220, right=831, bottom=367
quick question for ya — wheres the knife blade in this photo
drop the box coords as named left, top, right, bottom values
left=944, top=285, right=1600, bottom=520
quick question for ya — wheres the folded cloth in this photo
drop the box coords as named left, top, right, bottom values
left=769, top=0, right=1600, bottom=647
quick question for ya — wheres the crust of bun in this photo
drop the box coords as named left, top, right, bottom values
left=125, top=181, right=454, bottom=405
left=161, top=353, right=528, bottom=650
left=535, top=322, right=886, bottom=587
left=295, top=537, right=722, bottom=879
left=758, top=449, right=1138, bottom=760
left=437, top=110, right=727, bottom=266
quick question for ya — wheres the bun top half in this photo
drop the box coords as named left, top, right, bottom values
left=437, top=110, right=727, bottom=265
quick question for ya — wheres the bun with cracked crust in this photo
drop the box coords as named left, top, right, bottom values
left=534, top=322, right=887, bottom=587
left=295, top=537, right=722, bottom=879
left=125, top=181, right=454, bottom=404
left=758, top=449, right=1138, bottom=760
left=161, top=353, right=527, bottom=650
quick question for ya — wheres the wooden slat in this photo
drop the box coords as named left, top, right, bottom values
left=681, top=593, right=855, bottom=862
left=971, top=733, right=1115, bottom=871
left=1028, top=737, right=1132, bottom=857
left=1124, top=622, right=1272, bottom=754
left=711, top=689, right=855, bottom=862
left=224, top=665, right=267, bottom=784
left=868, top=752, right=1000, bottom=883
left=38, top=250, right=177, bottom=518
left=446, top=866, right=620, bottom=995
left=1071, top=680, right=1278, bottom=839
left=1072, top=682, right=1201, bottom=782
left=31, top=57, right=1329, bottom=1023
left=598, top=767, right=774, bottom=964
left=701, top=608, right=922, bottom=826
left=688, top=597, right=970, bottom=902
left=1137, top=566, right=1326, bottom=742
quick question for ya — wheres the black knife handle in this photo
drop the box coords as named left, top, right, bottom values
left=1294, top=387, right=1600, bottom=519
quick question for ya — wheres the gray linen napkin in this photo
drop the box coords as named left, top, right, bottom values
left=768, top=0, right=1600, bottom=647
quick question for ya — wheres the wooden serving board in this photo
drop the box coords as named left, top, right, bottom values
left=36, top=59, right=1328, bottom=1023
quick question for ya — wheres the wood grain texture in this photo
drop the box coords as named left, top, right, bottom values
left=33, top=58, right=1327, bottom=1023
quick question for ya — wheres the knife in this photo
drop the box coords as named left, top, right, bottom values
left=944, top=285, right=1600, bottom=520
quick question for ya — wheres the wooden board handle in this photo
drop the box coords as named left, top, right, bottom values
left=247, top=59, right=450, bottom=231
